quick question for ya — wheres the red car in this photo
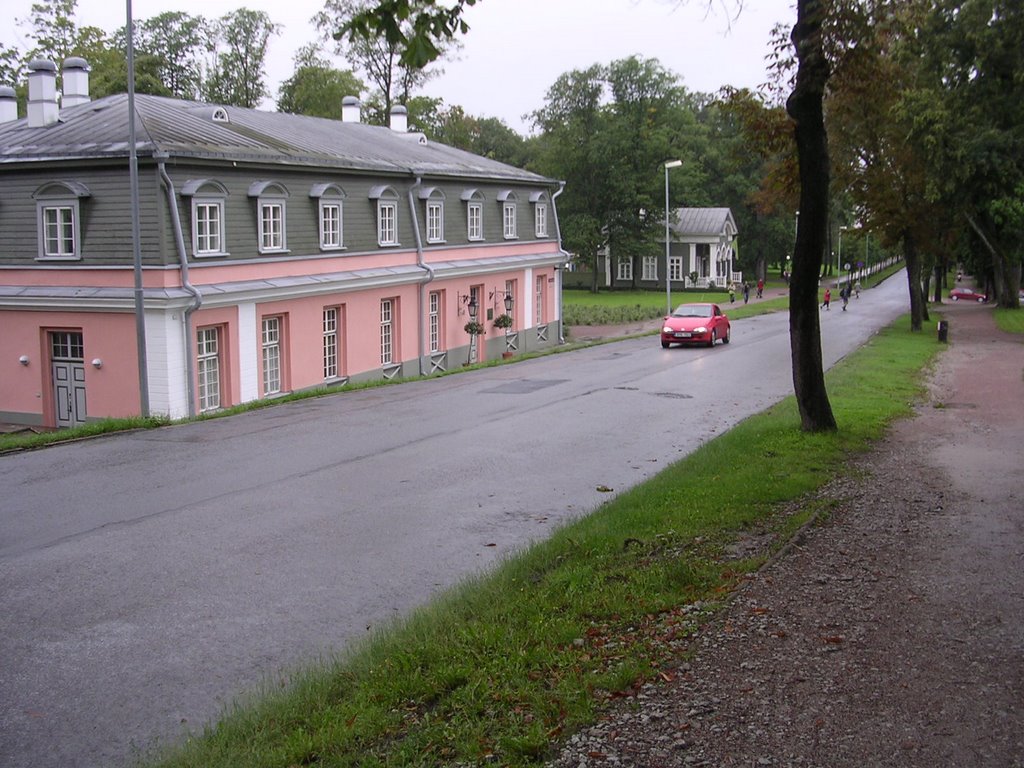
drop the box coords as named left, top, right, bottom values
left=950, top=287, right=987, bottom=302
left=661, top=303, right=731, bottom=348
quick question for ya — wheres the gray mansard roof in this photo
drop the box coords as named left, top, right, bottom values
left=0, top=93, right=553, bottom=185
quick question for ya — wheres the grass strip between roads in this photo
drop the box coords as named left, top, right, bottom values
left=142, top=315, right=941, bottom=768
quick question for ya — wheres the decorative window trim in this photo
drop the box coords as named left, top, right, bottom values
left=462, top=189, right=484, bottom=241
left=181, top=179, right=229, bottom=258
left=249, top=182, right=289, bottom=254
left=503, top=201, right=518, bottom=240
left=617, top=258, right=633, bottom=281
left=420, top=187, right=446, bottom=243
left=33, top=181, right=90, bottom=261
left=310, top=184, right=347, bottom=251
left=369, top=186, right=400, bottom=247
left=642, top=255, right=658, bottom=281
left=534, top=201, right=548, bottom=238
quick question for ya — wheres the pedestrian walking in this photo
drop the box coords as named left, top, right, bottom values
left=756, top=278, right=764, bottom=298
left=822, top=288, right=831, bottom=310
left=853, top=280, right=861, bottom=298
left=742, top=282, right=750, bottom=304
left=840, top=285, right=849, bottom=311
left=728, top=282, right=736, bottom=303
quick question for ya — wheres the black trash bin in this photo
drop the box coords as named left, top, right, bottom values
left=937, top=320, right=949, bottom=342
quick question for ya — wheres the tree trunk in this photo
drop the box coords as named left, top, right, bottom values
left=932, top=264, right=944, bottom=303
left=904, top=231, right=925, bottom=331
left=786, top=0, right=837, bottom=433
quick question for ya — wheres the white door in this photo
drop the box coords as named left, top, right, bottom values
left=51, top=332, right=86, bottom=429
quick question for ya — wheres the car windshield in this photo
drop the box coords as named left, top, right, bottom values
left=672, top=305, right=712, bottom=318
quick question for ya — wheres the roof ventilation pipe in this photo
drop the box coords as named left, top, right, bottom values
left=341, top=95, right=361, bottom=123
left=0, top=86, right=17, bottom=123
left=27, top=59, right=59, bottom=128
left=61, top=57, right=91, bottom=108
left=389, top=104, right=408, bottom=133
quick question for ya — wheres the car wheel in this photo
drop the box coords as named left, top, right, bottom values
left=951, top=295, right=959, bottom=301
left=708, top=329, right=716, bottom=348
left=977, top=296, right=985, bottom=303
left=661, top=340, right=670, bottom=349
left=722, top=325, right=731, bottom=344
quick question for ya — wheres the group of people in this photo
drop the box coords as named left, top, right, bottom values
left=821, top=280, right=861, bottom=311
left=728, top=278, right=766, bottom=304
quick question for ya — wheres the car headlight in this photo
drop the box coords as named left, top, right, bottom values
left=662, top=326, right=673, bottom=333
left=693, top=326, right=707, bottom=334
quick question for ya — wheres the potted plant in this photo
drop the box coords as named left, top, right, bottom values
left=493, top=313, right=513, bottom=330
left=463, top=320, right=485, bottom=336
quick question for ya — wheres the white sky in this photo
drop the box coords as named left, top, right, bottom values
left=2, top=0, right=796, bottom=134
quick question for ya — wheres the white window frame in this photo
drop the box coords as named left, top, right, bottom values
left=617, top=258, right=633, bottom=281
left=38, top=202, right=79, bottom=260
left=319, top=200, right=343, bottom=250
left=378, top=200, right=398, bottom=246
left=534, top=202, right=548, bottom=238
left=642, top=255, right=658, bottom=281
left=426, top=200, right=444, bottom=243
left=668, top=255, right=685, bottom=282
left=261, top=316, right=282, bottom=395
left=380, top=299, right=394, bottom=365
left=429, top=291, right=441, bottom=353
left=323, top=307, right=340, bottom=380
left=535, top=275, right=545, bottom=325
left=467, top=202, right=483, bottom=240
left=33, top=181, right=90, bottom=261
left=503, top=202, right=518, bottom=239
left=197, top=327, right=221, bottom=413
left=195, top=200, right=225, bottom=256
left=258, top=200, right=286, bottom=253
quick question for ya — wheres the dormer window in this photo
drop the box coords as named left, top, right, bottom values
left=249, top=181, right=289, bottom=254
left=461, top=188, right=484, bottom=241
left=419, top=187, right=446, bottom=244
left=182, top=179, right=229, bottom=258
left=498, top=190, right=518, bottom=240
left=310, top=183, right=347, bottom=251
left=33, top=181, right=90, bottom=261
left=369, top=185, right=400, bottom=247
left=530, top=191, right=549, bottom=238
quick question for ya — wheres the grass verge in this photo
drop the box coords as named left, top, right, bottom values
left=994, top=306, right=1024, bottom=334
left=140, top=315, right=940, bottom=768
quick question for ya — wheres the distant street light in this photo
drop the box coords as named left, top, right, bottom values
left=838, top=225, right=848, bottom=281
left=664, top=159, right=683, bottom=315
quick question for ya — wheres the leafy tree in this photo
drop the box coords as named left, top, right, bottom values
left=21, top=0, right=79, bottom=64
left=314, top=0, right=457, bottom=122
left=277, top=43, right=365, bottom=118
left=75, top=28, right=170, bottom=98
left=203, top=8, right=280, bottom=107
left=135, top=12, right=210, bottom=101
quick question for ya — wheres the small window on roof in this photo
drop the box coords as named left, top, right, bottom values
left=212, top=107, right=229, bottom=123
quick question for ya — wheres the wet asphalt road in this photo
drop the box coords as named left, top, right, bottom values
left=0, top=275, right=909, bottom=767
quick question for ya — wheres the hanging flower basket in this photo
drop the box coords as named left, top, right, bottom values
left=464, top=320, right=485, bottom=335
left=493, top=313, right=514, bottom=329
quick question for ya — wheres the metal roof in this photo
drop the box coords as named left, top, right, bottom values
left=670, top=207, right=737, bottom=238
left=0, top=94, right=554, bottom=185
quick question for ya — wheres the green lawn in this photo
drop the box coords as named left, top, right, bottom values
left=140, top=316, right=940, bottom=768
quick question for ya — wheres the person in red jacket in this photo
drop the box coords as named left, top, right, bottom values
left=822, top=288, right=831, bottom=310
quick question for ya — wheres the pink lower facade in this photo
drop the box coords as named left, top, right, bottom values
left=1, top=242, right=566, bottom=428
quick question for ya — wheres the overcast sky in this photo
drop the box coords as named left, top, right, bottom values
left=2, top=0, right=796, bottom=134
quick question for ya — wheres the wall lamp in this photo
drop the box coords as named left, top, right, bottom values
left=458, top=293, right=479, bottom=319
left=489, top=289, right=514, bottom=314
left=19, top=354, right=30, bottom=366
left=91, top=358, right=103, bottom=369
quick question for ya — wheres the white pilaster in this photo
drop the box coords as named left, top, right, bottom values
left=238, top=303, right=258, bottom=403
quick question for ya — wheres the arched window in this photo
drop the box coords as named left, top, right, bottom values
left=33, top=181, right=90, bottom=260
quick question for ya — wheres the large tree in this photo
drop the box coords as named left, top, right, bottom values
left=203, top=8, right=280, bottom=108
left=314, top=0, right=457, bottom=123
left=135, top=12, right=210, bottom=101
left=277, top=43, right=365, bottom=118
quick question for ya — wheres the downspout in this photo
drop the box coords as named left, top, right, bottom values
left=406, top=173, right=435, bottom=376
left=551, top=182, right=569, bottom=343
left=158, top=157, right=202, bottom=418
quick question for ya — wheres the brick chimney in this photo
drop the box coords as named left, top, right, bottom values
left=61, top=57, right=91, bottom=108
left=341, top=95, right=360, bottom=123
left=27, top=59, right=59, bottom=128
left=0, top=86, right=17, bottom=124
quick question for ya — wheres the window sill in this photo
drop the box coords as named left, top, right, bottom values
left=378, top=242, right=402, bottom=248
left=194, top=251, right=231, bottom=259
left=36, top=255, right=82, bottom=262
left=259, top=249, right=291, bottom=256
left=319, top=245, right=347, bottom=252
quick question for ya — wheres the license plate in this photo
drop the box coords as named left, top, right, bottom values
left=675, top=332, right=692, bottom=338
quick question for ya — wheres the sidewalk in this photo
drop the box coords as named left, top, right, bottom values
left=551, top=300, right=1024, bottom=766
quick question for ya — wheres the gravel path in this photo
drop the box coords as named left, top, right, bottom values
left=551, top=301, right=1024, bottom=767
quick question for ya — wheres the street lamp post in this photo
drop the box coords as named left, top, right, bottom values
left=838, top=225, right=848, bottom=284
left=664, top=159, right=682, bottom=315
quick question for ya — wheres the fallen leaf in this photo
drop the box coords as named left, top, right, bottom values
left=596, top=485, right=614, bottom=493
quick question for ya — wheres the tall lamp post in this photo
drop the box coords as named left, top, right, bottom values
left=838, top=225, right=848, bottom=283
left=663, top=159, right=682, bottom=315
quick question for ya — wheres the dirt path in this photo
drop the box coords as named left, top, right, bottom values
left=551, top=301, right=1024, bottom=767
